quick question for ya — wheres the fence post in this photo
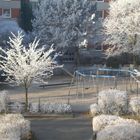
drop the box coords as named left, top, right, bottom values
left=129, top=76, right=132, bottom=91
left=137, top=82, right=139, bottom=96
left=114, top=77, right=117, bottom=89
left=38, top=98, right=41, bottom=112
left=96, top=70, right=99, bottom=102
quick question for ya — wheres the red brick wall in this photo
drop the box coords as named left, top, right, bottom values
left=11, top=8, right=20, bottom=18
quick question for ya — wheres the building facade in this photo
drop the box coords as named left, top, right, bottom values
left=96, top=0, right=110, bottom=19
left=0, top=0, right=21, bottom=20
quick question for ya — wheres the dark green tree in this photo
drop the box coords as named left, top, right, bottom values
left=19, top=0, right=34, bottom=32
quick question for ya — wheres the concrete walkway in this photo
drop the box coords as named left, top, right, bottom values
left=31, top=116, right=93, bottom=140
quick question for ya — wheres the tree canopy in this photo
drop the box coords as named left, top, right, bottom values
left=103, top=0, right=140, bottom=56
left=32, top=0, right=95, bottom=50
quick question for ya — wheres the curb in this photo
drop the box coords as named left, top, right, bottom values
left=23, top=113, right=74, bottom=119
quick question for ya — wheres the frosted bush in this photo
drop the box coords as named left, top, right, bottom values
left=9, top=102, right=25, bottom=113
left=98, top=89, right=128, bottom=115
left=29, top=102, right=72, bottom=114
left=92, top=115, right=138, bottom=132
left=29, top=102, right=39, bottom=113
left=129, top=97, right=140, bottom=115
left=0, top=91, right=9, bottom=112
left=40, top=103, right=72, bottom=114
left=0, top=20, right=22, bottom=35
left=92, top=115, right=120, bottom=132
left=0, top=114, right=30, bottom=140
left=0, top=124, right=20, bottom=140
left=90, top=104, right=100, bottom=117
left=96, top=123, right=140, bottom=140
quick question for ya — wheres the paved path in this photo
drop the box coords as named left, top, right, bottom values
left=31, top=116, right=93, bottom=140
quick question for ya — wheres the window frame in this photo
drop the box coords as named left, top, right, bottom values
left=2, top=8, right=11, bottom=18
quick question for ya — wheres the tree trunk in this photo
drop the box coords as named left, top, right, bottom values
left=25, top=87, right=28, bottom=112
left=75, top=47, right=80, bottom=68
left=133, top=54, right=137, bottom=68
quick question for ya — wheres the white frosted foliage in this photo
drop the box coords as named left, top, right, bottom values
left=29, top=102, right=72, bottom=114
left=40, top=102, right=72, bottom=113
left=90, top=103, right=100, bottom=117
left=9, top=102, right=25, bottom=113
left=97, top=123, right=140, bottom=140
left=104, top=0, right=140, bottom=56
left=0, top=20, right=22, bottom=35
left=0, top=91, right=9, bottom=112
left=0, top=114, right=30, bottom=140
left=33, top=0, right=95, bottom=48
left=92, top=114, right=138, bottom=132
left=29, top=102, right=39, bottom=113
left=98, top=89, right=128, bottom=115
left=92, top=115, right=120, bottom=132
left=0, top=32, right=57, bottom=107
left=0, top=32, right=56, bottom=86
left=129, top=97, right=140, bottom=115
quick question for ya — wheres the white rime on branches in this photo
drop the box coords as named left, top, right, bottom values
left=0, top=90, right=9, bottom=113
left=32, top=0, right=95, bottom=49
left=29, top=102, right=72, bottom=114
left=92, top=115, right=120, bottom=132
left=92, top=115, right=138, bottom=132
left=90, top=103, right=100, bottom=117
left=98, top=89, right=128, bottom=115
left=0, top=32, right=56, bottom=110
left=129, top=97, right=140, bottom=115
left=0, top=114, right=30, bottom=140
left=103, top=0, right=140, bottom=56
left=97, top=123, right=140, bottom=140
left=92, top=115, right=140, bottom=140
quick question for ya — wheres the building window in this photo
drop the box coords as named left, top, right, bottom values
left=2, top=8, right=11, bottom=18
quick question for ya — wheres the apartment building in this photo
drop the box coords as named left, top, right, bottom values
left=0, top=0, right=21, bottom=20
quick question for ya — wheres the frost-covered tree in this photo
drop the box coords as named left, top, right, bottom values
left=0, top=20, right=23, bottom=46
left=0, top=32, right=56, bottom=111
left=32, top=0, right=95, bottom=50
left=103, top=0, right=140, bottom=56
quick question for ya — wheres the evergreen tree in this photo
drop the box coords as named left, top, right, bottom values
left=19, top=0, right=34, bottom=32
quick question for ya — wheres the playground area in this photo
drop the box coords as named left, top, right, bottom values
left=6, top=66, right=140, bottom=111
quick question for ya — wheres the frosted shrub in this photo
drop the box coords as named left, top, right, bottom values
left=92, top=115, right=120, bottom=132
left=0, top=114, right=30, bottom=140
left=98, top=89, right=128, bottom=115
left=9, top=102, right=25, bottom=113
left=0, top=124, right=20, bottom=140
left=96, top=123, right=140, bottom=140
left=40, top=103, right=72, bottom=114
left=92, top=115, right=138, bottom=132
left=29, top=102, right=39, bottom=113
left=129, top=97, right=140, bottom=115
left=29, top=102, right=72, bottom=114
left=0, top=91, right=9, bottom=113
left=90, top=104, right=100, bottom=117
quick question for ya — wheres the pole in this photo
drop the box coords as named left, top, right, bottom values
left=137, top=82, right=139, bottom=96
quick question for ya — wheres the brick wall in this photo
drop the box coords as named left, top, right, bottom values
left=11, top=8, right=20, bottom=18
left=0, top=0, right=20, bottom=19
